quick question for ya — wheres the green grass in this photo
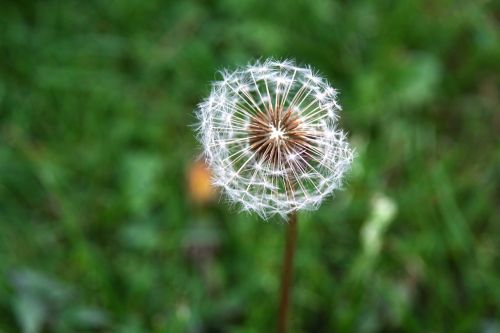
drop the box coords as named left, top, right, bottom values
left=1, top=0, right=499, bottom=332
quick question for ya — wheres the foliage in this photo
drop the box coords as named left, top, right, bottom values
left=0, top=0, right=499, bottom=332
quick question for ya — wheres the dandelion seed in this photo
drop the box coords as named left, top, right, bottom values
left=195, top=59, right=354, bottom=219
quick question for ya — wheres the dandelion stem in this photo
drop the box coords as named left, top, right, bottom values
left=277, top=211, right=297, bottom=333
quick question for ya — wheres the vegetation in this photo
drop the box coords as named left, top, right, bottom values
left=1, top=0, right=499, bottom=332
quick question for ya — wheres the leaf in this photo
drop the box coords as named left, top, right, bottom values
left=120, top=221, right=161, bottom=251
left=12, top=293, right=46, bottom=333
left=66, top=307, right=110, bottom=329
left=122, top=152, right=163, bottom=216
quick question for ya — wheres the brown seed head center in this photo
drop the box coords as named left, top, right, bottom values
left=248, top=107, right=312, bottom=167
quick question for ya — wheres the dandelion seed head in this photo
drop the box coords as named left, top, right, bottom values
left=195, top=59, right=354, bottom=219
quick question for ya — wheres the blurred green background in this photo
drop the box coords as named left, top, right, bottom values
left=1, top=0, right=499, bottom=332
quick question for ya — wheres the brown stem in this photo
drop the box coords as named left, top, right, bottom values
left=277, top=211, right=298, bottom=333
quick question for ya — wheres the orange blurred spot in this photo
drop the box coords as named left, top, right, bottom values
left=187, top=159, right=216, bottom=204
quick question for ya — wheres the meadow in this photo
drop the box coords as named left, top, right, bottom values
left=0, top=1, right=499, bottom=332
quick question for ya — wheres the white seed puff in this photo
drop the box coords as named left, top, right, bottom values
left=195, top=59, right=354, bottom=219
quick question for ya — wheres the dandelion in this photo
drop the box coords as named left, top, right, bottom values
left=194, top=59, right=355, bottom=333
left=196, top=59, right=354, bottom=219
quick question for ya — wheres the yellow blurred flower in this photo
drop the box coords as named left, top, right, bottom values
left=187, top=159, right=216, bottom=204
